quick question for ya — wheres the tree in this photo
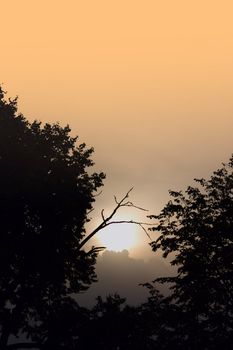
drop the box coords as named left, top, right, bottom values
left=77, top=294, right=149, bottom=350
left=0, top=87, right=152, bottom=349
left=0, top=87, right=106, bottom=348
left=149, top=156, right=233, bottom=347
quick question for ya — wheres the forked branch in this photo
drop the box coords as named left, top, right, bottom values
left=79, top=188, right=153, bottom=250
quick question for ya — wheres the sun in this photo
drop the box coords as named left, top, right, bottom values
left=97, top=223, right=139, bottom=252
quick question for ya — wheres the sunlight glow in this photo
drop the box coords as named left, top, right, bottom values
left=97, top=223, right=139, bottom=252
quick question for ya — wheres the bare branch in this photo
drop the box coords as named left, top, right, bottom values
left=101, top=209, right=105, bottom=221
left=105, top=220, right=153, bottom=240
left=105, top=220, right=154, bottom=227
left=132, top=205, right=148, bottom=211
left=87, top=246, right=106, bottom=255
left=139, top=223, right=152, bottom=240
left=87, top=208, right=94, bottom=215
left=123, top=201, right=148, bottom=211
left=125, top=187, right=134, bottom=197
left=93, top=190, right=103, bottom=197
left=78, top=187, right=153, bottom=250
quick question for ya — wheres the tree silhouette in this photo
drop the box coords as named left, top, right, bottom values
left=149, top=156, right=233, bottom=348
left=0, top=87, right=105, bottom=348
left=0, top=87, right=152, bottom=349
left=4, top=86, right=233, bottom=349
left=76, top=294, right=150, bottom=350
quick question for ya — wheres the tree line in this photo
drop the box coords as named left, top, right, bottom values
left=0, top=87, right=232, bottom=349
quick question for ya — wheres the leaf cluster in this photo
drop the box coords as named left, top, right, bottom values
left=0, top=87, right=105, bottom=345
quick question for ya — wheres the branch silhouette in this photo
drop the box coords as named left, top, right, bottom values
left=79, top=188, right=153, bottom=249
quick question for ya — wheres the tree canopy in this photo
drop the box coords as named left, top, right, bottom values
left=149, top=156, right=233, bottom=347
left=0, top=87, right=105, bottom=347
left=1, top=86, right=233, bottom=349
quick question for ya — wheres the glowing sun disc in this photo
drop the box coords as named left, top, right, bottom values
left=97, top=223, right=138, bottom=252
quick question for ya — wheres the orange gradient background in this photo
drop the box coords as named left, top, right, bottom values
left=1, top=0, right=233, bottom=257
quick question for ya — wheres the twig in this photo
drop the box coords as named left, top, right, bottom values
left=101, top=209, right=105, bottom=221
left=78, top=187, right=153, bottom=250
left=139, top=223, right=152, bottom=240
left=123, top=201, right=148, bottom=211
left=106, top=220, right=153, bottom=240
left=87, top=208, right=94, bottom=215
left=93, top=190, right=103, bottom=197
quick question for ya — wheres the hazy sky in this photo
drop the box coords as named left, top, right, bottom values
left=1, top=1, right=233, bottom=260
left=77, top=250, right=173, bottom=307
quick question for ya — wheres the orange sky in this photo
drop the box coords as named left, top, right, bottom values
left=1, top=0, right=233, bottom=258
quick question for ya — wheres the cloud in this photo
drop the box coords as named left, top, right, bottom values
left=76, top=249, right=173, bottom=307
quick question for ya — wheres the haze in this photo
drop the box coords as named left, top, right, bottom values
left=1, top=0, right=233, bottom=261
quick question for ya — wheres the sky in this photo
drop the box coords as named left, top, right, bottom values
left=1, top=0, right=233, bottom=304
left=77, top=250, right=173, bottom=307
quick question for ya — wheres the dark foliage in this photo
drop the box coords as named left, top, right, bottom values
left=0, top=87, right=105, bottom=347
left=68, top=293, right=153, bottom=350
left=1, top=87, right=233, bottom=349
left=148, top=156, right=233, bottom=348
